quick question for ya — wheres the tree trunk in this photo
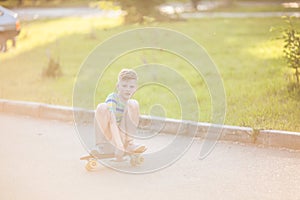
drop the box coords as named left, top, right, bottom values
left=296, top=67, right=299, bottom=84
left=191, top=0, right=200, bottom=11
left=18, top=0, right=24, bottom=6
left=223, top=0, right=234, bottom=7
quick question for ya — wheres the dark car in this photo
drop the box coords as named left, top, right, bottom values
left=0, top=6, right=21, bottom=52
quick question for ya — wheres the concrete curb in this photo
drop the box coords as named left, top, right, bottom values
left=1, top=99, right=300, bottom=150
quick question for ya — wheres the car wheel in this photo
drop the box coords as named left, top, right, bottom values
left=0, top=42, right=7, bottom=52
left=12, top=38, right=16, bottom=48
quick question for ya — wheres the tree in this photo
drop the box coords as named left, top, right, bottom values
left=118, top=0, right=166, bottom=23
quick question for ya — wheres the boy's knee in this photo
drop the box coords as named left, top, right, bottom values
left=96, top=103, right=109, bottom=113
left=95, top=103, right=111, bottom=123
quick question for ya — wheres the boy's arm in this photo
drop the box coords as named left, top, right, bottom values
left=105, top=97, right=117, bottom=115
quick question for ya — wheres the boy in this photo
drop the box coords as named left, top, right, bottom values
left=94, top=69, right=146, bottom=161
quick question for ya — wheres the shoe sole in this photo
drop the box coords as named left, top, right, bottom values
left=133, top=146, right=147, bottom=153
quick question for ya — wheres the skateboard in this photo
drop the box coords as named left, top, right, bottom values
left=80, top=150, right=145, bottom=171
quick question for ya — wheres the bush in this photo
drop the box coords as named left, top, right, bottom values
left=282, top=17, right=300, bottom=85
left=42, top=57, right=62, bottom=78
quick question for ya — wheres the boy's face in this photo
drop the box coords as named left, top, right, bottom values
left=117, top=79, right=137, bottom=102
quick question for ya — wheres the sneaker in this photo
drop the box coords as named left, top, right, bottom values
left=126, top=143, right=147, bottom=153
left=96, top=142, right=115, bottom=154
left=114, top=148, right=126, bottom=162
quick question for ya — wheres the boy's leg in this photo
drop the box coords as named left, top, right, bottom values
left=95, top=103, right=124, bottom=153
left=119, top=99, right=146, bottom=153
left=95, top=103, right=111, bottom=144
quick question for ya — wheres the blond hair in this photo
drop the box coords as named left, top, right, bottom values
left=118, top=69, right=138, bottom=82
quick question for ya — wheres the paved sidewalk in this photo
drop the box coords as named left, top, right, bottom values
left=0, top=113, right=299, bottom=200
left=181, top=11, right=300, bottom=19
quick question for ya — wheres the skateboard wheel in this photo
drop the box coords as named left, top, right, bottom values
left=130, top=155, right=144, bottom=166
left=138, top=156, right=144, bottom=164
left=130, top=158, right=137, bottom=167
left=86, top=159, right=99, bottom=171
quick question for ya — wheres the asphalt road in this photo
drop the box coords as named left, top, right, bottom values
left=12, top=6, right=300, bottom=21
left=0, top=113, right=299, bottom=200
left=12, top=7, right=122, bottom=21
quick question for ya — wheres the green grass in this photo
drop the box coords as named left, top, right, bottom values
left=0, top=16, right=299, bottom=132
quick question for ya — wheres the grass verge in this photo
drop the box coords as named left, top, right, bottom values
left=0, top=16, right=299, bottom=132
